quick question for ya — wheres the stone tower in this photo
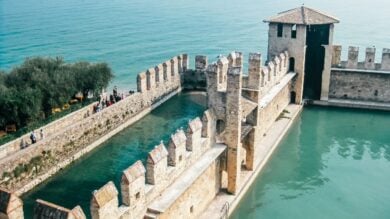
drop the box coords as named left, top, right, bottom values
left=264, top=6, right=339, bottom=102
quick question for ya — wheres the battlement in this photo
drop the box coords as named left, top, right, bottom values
left=0, top=108, right=220, bottom=219
left=331, top=45, right=390, bottom=71
left=206, top=51, right=289, bottom=98
left=0, top=54, right=187, bottom=197
left=137, top=54, right=188, bottom=93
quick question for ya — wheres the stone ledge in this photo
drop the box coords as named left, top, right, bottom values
left=311, top=99, right=390, bottom=111
left=331, top=67, right=390, bottom=74
left=259, top=72, right=296, bottom=108
left=147, top=144, right=226, bottom=214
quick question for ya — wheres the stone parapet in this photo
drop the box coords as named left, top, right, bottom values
left=332, top=45, right=390, bottom=71
left=0, top=102, right=96, bottom=161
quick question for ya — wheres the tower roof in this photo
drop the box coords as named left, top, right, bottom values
left=264, top=6, right=339, bottom=25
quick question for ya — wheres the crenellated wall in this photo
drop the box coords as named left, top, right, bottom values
left=0, top=102, right=96, bottom=160
left=0, top=54, right=188, bottom=195
left=0, top=51, right=299, bottom=219
left=325, top=46, right=390, bottom=103
left=332, top=45, right=390, bottom=71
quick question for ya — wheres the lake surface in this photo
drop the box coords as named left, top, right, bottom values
left=22, top=93, right=206, bottom=218
left=1, top=0, right=390, bottom=218
left=231, top=106, right=390, bottom=219
left=1, top=0, right=389, bottom=91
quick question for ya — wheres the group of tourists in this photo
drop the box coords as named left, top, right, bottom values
left=93, top=86, right=126, bottom=113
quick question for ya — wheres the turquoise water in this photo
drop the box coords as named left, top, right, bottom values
left=232, top=106, right=390, bottom=219
left=2, top=0, right=390, bottom=218
left=1, top=0, right=389, bottom=91
left=21, top=93, right=206, bottom=218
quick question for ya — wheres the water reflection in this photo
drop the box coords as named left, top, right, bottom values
left=232, top=106, right=390, bottom=219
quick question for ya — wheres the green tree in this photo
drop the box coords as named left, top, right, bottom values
left=0, top=57, right=114, bottom=128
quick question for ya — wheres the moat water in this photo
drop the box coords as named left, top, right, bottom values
left=22, top=93, right=206, bottom=218
left=232, top=107, right=390, bottom=219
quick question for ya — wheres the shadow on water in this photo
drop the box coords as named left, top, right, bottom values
left=231, top=106, right=390, bottom=219
left=22, top=93, right=206, bottom=218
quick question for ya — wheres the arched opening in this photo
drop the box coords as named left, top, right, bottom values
left=216, top=119, right=225, bottom=134
left=289, top=57, right=295, bottom=72
left=290, top=91, right=296, bottom=104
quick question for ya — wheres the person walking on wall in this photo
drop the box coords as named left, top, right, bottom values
left=30, top=131, right=37, bottom=144
left=40, top=129, right=44, bottom=140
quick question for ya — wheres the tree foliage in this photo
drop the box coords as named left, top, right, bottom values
left=0, top=57, right=113, bottom=128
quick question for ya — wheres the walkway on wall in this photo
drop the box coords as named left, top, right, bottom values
left=200, top=104, right=303, bottom=219
left=146, top=144, right=226, bottom=217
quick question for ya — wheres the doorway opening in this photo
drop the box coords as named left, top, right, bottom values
left=290, top=91, right=296, bottom=103
left=303, top=24, right=330, bottom=100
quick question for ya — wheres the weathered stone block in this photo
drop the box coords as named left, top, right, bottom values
left=146, top=68, right=156, bottom=90
left=121, top=160, right=146, bottom=218
left=137, top=72, right=147, bottom=93
left=146, top=143, right=168, bottom=185
left=248, top=53, right=262, bottom=89
left=168, top=130, right=187, bottom=167
left=186, top=118, right=202, bottom=155
left=347, top=46, right=359, bottom=69
left=381, top=48, right=390, bottom=71
left=364, top=47, right=376, bottom=70
left=217, top=56, right=229, bottom=90
left=163, top=61, right=171, bottom=81
left=91, top=181, right=119, bottom=219
left=155, top=64, right=164, bottom=85
left=228, top=52, right=243, bottom=67
left=332, top=45, right=342, bottom=66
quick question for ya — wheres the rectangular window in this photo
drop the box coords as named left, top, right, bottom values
left=277, top=23, right=283, bottom=37
left=291, top=24, right=297, bottom=38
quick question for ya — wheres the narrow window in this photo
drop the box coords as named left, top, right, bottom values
left=277, top=23, right=283, bottom=37
left=135, top=192, right=140, bottom=199
left=190, top=206, right=194, bottom=213
left=179, top=155, right=183, bottom=161
left=291, top=24, right=297, bottom=38
left=289, top=57, right=295, bottom=72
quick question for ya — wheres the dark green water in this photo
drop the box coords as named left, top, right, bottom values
left=232, top=106, right=390, bottom=219
left=22, top=93, right=206, bottom=218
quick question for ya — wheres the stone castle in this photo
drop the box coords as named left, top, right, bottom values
left=1, top=6, right=389, bottom=219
